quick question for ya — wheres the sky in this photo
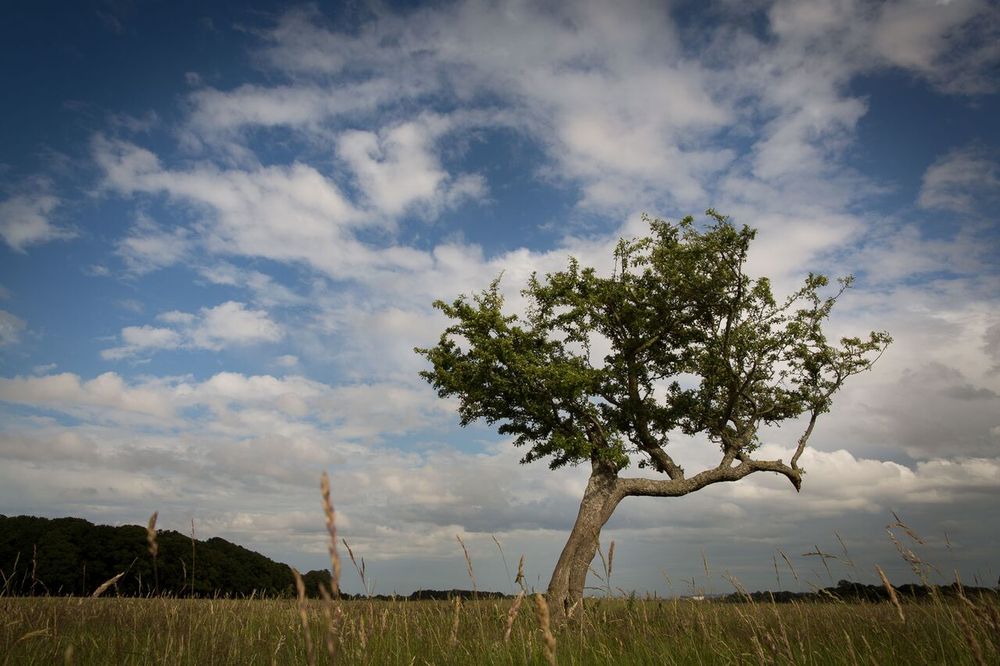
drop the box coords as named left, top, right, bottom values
left=1, top=0, right=998, bottom=597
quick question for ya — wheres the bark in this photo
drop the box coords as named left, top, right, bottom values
left=544, top=455, right=803, bottom=624
left=545, top=458, right=621, bottom=623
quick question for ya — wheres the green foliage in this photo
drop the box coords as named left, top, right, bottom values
left=0, top=515, right=295, bottom=597
left=417, top=212, right=890, bottom=472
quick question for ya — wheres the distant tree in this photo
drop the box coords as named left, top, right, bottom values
left=416, top=211, right=890, bottom=621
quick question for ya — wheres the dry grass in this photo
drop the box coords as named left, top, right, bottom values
left=2, top=592, right=998, bottom=665
left=533, top=592, right=557, bottom=666
left=90, top=572, right=124, bottom=599
left=319, top=472, right=341, bottom=597
left=875, top=564, right=905, bottom=622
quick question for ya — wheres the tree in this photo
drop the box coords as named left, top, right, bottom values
left=416, top=211, right=890, bottom=621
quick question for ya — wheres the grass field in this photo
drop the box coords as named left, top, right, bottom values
left=2, top=591, right=997, bottom=665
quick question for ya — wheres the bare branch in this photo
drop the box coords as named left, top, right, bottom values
left=790, top=409, right=820, bottom=471
left=616, top=457, right=801, bottom=500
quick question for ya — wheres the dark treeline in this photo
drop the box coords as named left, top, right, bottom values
left=0, top=515, right=294, bottom=597
left=719, top=578, right=999, bottom=603
left=0, top=515, right=503, bottom=600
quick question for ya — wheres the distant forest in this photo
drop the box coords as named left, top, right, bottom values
left=0, top=515, right=300, bottom=597
left=0, top=514, right=506, bottom=600
left=1, top=515, right=995, bottom=602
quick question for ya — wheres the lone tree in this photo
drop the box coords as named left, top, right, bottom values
left=416, top=212, right=889, bottom=621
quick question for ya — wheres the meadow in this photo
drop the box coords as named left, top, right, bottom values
left=2, top=586, right=997, bottom=664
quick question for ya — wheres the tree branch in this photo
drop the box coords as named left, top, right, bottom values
left=641, top=439, right=685, bottom=480
left=790, top=405, right=821, bottom=471
left=625, top=356, right=684, bottom=480
left=616, top=457, right=801, bottom=500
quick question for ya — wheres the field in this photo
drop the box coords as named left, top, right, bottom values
left=2, top=592, right=997, bottom=665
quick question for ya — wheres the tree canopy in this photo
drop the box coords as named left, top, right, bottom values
left=418, top=211, right=890, bottom=485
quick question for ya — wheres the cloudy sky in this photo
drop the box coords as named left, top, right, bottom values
left=1, top=0, right=998, bottom=596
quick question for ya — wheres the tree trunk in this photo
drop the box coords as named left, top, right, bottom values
left=545, top=459, right=621, bottom=623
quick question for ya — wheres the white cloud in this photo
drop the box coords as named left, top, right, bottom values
left=86, top=1, right=998, bottom=309
left=93, top=135, right=422, bottom=280
left=0, top=310, right=26, bottom=347
left=117, top=213, right=191, bottom=274
left=0, top=372, right=175, bottom=420
left=0, top=431, right=104, bottom=466
left=872, top=0, right=999, bottom=94
left=186, top=80, right=424, bottom=139
left=191, top=301, right=284, bottom=350
left=919, top=146, right=1000, bottom=213
left=765, top=0, right=999, bottom=95
left=724, top=444, right=1000, bottom=515
left=198, top=263, right=306, bottom=307
left=275, top=354, right=298, bottom=368
left=850, top=222, right=991, bottom=283
left=261, top=1, right=730, bottom=212
left=157, top=310, right=195, bottom=325
left=102, top=301, right=284, bottom=359
left=0, top=191, right=73, bottom=252
left=338, top=115, right=487, bottom=218
left=0, top=370, right=445, bottom=455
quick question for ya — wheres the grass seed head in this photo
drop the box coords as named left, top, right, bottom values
left=534, top=593, right=557, bottom=665
left=146, top=512, right=158, bottom=559
left=875, top=564, right=905, bottom=623
left=320, top=471, right=341, bottom=596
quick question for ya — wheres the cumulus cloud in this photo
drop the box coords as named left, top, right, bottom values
left=0, top=190, right=74, bottom=252
left=102, top=301, right=284, bottom=359
left=0, top=372, right=175, bottom=420
left=256, top=1, right=731, bottom=212
left=727, top=444, right=1000, bottom=516
left=93, top=135, right=426, bottom=280
left=0, top=368, right=445, bottom=438
left=87, top=0, right=999, bottom=299
left=871, top=0, right=1000, bottom=95
left=190, top=301, right=284, bottom=350
left=919, top=146, right=1000, bottom=213
left=0, top=310, right=26, bottom=347
left=117, top=213, right=191, bottom=274
left=337, top=115, right=487, bottom=218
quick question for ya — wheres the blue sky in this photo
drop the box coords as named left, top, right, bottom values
left=1, top=0, right=999, bottom=596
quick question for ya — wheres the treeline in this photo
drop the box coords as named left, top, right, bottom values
left=0, top=515, right=504, bottom=600
left=718, top=578, right=999, bottom=603
left=0, top=515, right=296, bottom=597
